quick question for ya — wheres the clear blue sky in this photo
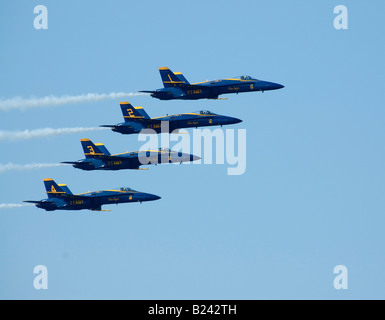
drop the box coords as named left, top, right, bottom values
left=0, top=0, right=384, bottom=299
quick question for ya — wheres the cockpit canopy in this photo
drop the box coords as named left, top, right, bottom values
left=235, top=76, right=258, bottom=81
left=198, top=110, right=216, bottom=115
left=159, top=147, right=171, bottom=152
left=120, top=187, right=135, bottom=192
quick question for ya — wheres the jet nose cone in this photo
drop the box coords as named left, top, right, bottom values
left=147, top=194, right=161, bottom=201
left=191, top=155, right=201, bottom=162
left=276, top=83, right=285, bottom=90
left=230, top=117, right=243, bottom=124
left=268, top=82, right=284, bottom=90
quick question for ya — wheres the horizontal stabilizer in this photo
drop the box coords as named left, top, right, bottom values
left=23, top=200, right=46, bottom=204
left=61, top=162, right=78, bottom=165
left=139, top=91, right=157, bottom=94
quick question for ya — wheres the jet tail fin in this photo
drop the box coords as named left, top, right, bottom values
left=159, top=67, right=187, bottom=88
left=94, top=144, right=110, bottom=156
left=43, top=179, right=73, bottom=198
left=174, top=72, right=190, bottom=85
left=120, top=102, right=150, bottom=121
left=81, top=139, right=111, bottom=158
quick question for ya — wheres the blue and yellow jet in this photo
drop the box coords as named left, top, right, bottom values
left=100, top=102, right=242, bottom=135
left=62, top=139, right=200, bottom=171
left=24, top=179, right=161, bottom=212
left=140, top=67, right=284, bottom=100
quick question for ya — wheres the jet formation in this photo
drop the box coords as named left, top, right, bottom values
left=140, top=67, right=284, bottom=100
left=24, top=67, right=283, bottom=212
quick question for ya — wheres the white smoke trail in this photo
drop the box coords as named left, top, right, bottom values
left=0, top=162, right=65, bottom=173
left=0, top=203, right=34, bottom=210
left=0, top=92, right=149, bottom=111
left=0, top=127, right=107, bottom=142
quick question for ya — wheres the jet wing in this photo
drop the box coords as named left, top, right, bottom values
left=90, top=206, right=111, bottom=212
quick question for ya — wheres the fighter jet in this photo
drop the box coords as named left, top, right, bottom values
left=100, top=102, right=242, bottom=135
left=24, top=179, right=161, bottom=212
left=140, top=67, right=284, bottom=100
left=61, top=139, right=200, bottom=171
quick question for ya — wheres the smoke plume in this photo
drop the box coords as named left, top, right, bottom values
left=0, top=127, right=107, bottom=142
left=0, top=92, right=149, bottom=111
left=0, top=203, right=34, bottom=210
left=0, top=162, right=65, bottom=173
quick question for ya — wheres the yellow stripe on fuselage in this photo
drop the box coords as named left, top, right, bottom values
left=151, top=113, right=205, bottom=120
left=163, top=81, right=185, bottom=84
left=75, top=190, right=140, bottom=195
left=124, top=116, right=145, bottom=119
left=110, top=151, right=130, bottom=156
left=191, top=78, right=254, bottom=85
